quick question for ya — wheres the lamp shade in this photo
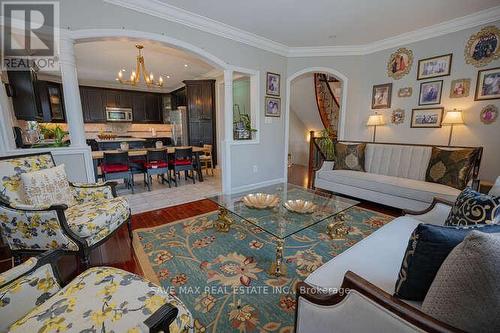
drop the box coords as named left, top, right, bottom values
left=366, top=114, right=386, bottom=126
left=442, top=109, right=464, bottom=125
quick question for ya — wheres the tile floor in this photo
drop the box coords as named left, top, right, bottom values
left=116, top=170, right=221, bottom=214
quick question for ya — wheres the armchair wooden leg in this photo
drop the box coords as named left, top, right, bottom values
left=80, top=251, right=91, bottom=269
left=127, top=217, right=133, bottom=240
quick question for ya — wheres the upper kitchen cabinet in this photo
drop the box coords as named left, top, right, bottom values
left=80, top=86, right=106, bottom=123
left=79, top=86, right=163, bottom=123
left=7, top=70, right=44, bottom=121
left=38, top=81, right=66, bottom=123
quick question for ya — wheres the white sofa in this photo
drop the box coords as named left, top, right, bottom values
left=314, top=143, right=481, bottom=211
left=296, top=199, right=458, bottom=333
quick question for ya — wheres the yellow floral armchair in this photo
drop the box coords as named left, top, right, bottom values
left=0, top=250, right=193, bottom=333
left=0, top=152, right=131, bottom=267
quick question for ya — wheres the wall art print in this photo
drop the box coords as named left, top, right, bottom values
left=387, top=48, right=413, bottom=80
left=465, top=26, right=500, bottom=68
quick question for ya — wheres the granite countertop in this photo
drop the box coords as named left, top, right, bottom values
left=93, top=136, right=171, bottom=143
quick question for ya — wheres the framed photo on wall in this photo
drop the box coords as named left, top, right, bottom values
left=371, top=83, right=392, bottom=109
left=266, top=72, right=281, bottom=96
left=449, top=78, right=471, bottom=98
left=475, top=67, right=500, bottom=101
left=418, top=80, right=443, bottom=105
left=387, top=48, right=413, bottom=80
left=411, top=107, right=444, bottom=128
left=265, top=96, right=281, bottom=117
left=465, top=26, right=500, bottom=68
left=417, top=53, right=452, bottom=80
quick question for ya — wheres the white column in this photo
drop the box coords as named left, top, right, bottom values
left=59, top=36, right=86, bottom=147
left=0, top=82, right=16, bottom=153
left=221, top=69, right=233, bottom=194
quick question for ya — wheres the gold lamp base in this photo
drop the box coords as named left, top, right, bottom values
left=327, top=212, right=349, bottom=240
left=214, top=207, right=233, bottom=232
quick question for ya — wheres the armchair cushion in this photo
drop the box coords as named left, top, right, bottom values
left=0, top=263, right=61, bottom=332
left=0, top=257, right=37, bottom=286
left=65, top=197, right=130, bottom=245
left=9, top=266, right=192, bottom=333
left=20, top=164, right=76, bottom=208
left=71, top=182, right=115, bottom=205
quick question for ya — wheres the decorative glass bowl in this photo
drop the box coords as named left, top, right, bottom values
left=242, top=193, right=280, bottom=209
left=283, top=200, right=317, bottom=214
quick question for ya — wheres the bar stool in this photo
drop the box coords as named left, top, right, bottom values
left=101, top=152, right=134, bottom=193
left=144, top=149, right=170, bottom=191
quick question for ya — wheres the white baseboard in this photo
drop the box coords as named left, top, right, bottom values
left=231, top=178, right=285, bottom=194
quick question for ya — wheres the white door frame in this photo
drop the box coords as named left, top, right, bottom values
left=283, top=67, right=349, bottom=182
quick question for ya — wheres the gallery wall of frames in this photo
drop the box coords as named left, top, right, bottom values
left=365, top=24, right=499, bottom=181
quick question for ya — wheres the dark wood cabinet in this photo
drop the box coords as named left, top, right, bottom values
left=79, top=86, right=163, bottom=123
left=36, top=80, right=66, bottom=123
left=7, top=70, right=44, bottom=121
left=184, top=80, right=216, bottom=163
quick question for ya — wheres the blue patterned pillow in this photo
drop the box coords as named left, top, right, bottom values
left=445, top=188, right=500, bottom=226
left=394, top=223, right=500, bottom=301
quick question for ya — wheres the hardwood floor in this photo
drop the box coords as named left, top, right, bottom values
left=0, top=166, right=400, bottom=279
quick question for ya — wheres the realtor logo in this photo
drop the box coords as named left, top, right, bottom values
left=1, top=1, right=60, bottom=71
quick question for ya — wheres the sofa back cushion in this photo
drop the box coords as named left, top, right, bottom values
left=0, top=153, right=55, bottom=204
left=364, top=144, right=432, bottom=180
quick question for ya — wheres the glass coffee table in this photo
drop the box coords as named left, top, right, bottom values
left=208, top=183, right=358, bottom=277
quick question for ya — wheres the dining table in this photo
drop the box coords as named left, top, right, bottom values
left=91, top=146, right=207, bottom=183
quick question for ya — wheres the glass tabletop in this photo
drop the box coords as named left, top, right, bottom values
left=207, top=183, right=359, bottom=240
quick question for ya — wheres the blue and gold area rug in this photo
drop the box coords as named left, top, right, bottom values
left=133, top=207, right=392, bottom=333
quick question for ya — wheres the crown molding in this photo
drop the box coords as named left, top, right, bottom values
left=103, top=0, right=289, bottom=56
left=104, top=0, right=500, bottom=58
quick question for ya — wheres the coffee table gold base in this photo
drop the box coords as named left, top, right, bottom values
left=327, top=212, right=349, bottom=240
left=268, top=239, right=287, bottom=277
left=214, top=207, right=233, bottom=232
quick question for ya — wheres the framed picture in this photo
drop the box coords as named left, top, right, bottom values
left=465, top=26, right=500, bottom=68
left=417, top=54, right=452, bottom=80
left=265, top=96, right=281, bottom=117
left=266, top=72, right=280, bottom=96
left=387, top=48, right=413, bottom=80
left=411, top=108, right=444, bottom=128
left=397, top=87, right=412, bottom=97
left=371, top=83, right=392, bottom=109
left=480, top=104, right=498, bottom=124
left=475, top=67, right=500, bottom=101
left=449, top=79, right=471, bottom=98
left=418, top=80, right=443, bottom=106
left=391, top=108, right=405, bottom=125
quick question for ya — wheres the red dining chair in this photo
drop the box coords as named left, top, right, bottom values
left=101, top=152, right=134, bottom=193
left=169, top=148, right=195, bottom=187
left=143, top=149, right=170, bottom=191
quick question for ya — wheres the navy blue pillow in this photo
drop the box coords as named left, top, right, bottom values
left=394, top=223, right=500, bottom=301
left=445, top=187, right=500, bottom=226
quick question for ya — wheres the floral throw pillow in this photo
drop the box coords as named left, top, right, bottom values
left=445, top=188, right=500, bottom=226
left=425, top=147, right=477, bottom=190
left=20, top=164, right=76, bottom=207
left=333, top=143, right=366, bottom=171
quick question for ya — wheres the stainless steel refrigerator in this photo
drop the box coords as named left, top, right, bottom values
left=170, top=106, right=188, bottom=146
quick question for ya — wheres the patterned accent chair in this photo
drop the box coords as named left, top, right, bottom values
left=0, top=152, right=131, bottom=267
left=0, top=250, right=193, bottom=333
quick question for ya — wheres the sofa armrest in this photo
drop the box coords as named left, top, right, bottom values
left=403, top=198, right=453, bottom=225
left=318, top=161, right=335, bottom=172
left=144, top=303, right=179, bottom=333
left=70, top=181, right=118, bottom=203
left=296, top=271, right=464, bottom=333
left=0, top=200, right=85, bottom=252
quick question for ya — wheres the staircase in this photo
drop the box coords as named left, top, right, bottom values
left=314, top=73, right=340, bottom=137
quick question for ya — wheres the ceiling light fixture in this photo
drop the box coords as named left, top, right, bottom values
left=116, top=44, right=163, bottom=88
left=184, top=64, right=188, bottom=68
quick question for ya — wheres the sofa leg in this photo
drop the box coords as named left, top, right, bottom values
left=13, top=253, right=22, bottom=266
left=80, top=252, right=91, bottom=269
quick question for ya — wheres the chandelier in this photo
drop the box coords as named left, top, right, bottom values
left=116, top=44, right=163, bottom=88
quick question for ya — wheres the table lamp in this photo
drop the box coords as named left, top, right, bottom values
left=366, top=113, right=386, bottom=142
left=442, top=109, right=464, bottom=146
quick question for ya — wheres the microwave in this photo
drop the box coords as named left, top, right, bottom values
left=106, top=107, right=133, bottom=122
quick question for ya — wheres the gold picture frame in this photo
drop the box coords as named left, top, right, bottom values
left=397, top=87, right=412, bottom=97
left=387, top=48, right=413, bottom=80
left=449, top=79, right=471, bottom=98
left=464, top=26, right=500, bottom=68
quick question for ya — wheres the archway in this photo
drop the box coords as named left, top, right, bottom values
left=68, top=28, right=232, bottom=192
left=284, top=67, right=348, bottom=183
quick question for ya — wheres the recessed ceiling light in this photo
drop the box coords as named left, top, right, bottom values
left=121, top=69, right=126, bottom=72
left=166, top=75, right=170, bottom=78
left=184, top=64, right=188, bottom=68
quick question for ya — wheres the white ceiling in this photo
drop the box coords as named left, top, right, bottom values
left=74, top=40, right=216, bottom=92
left=155, top=0, right=499, bottom=47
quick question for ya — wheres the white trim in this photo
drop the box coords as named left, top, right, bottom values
left=231, top=178, right=285, bottom=194
left=103, top=0, right=500, bottom=57
left=103, top=0, right=289, bottom=56
left=284, top=67, right=348, bottom=183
